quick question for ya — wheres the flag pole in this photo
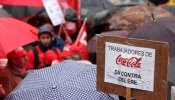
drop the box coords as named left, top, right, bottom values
left=74, top=18, right=87, bottom=46
left=77, top=0, right=82, bottom=28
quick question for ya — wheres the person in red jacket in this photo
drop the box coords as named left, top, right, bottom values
left=25, top=25, right=62, bottom=70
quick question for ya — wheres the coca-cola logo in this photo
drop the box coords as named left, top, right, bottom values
left=116, top=55, right=142, bottom=68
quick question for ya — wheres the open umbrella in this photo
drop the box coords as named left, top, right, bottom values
left=1, top=0, right=69, bottom=19
left=127, top=17, right=175, bottom=99
left=127, top=16, right=175, bottom=58
left=0, top=18, right=38, bottom=55
left=0, top=0, right=68, bottom=7
left=0, top=0, right=44, bottom=7
left=108, top=6, right=172, bottom=32
left=6, top=60, right=119, bottom=100
left=149, top=0, right=168, bottom=5
left=81, top=0, right=115, bottom=9
left=164, top=5, right=175, bottom=15
left=88, top=30, right=129, bottom=54
left=3, top=5, right=45, bottom=19
left=0, top=8, right=11, bottom=17
left=108, top=0, right=152, bottom=6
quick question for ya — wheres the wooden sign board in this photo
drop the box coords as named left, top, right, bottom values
left=96, top=34, right=168, bottom=100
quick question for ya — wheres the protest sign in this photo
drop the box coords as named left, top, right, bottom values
left=105, top=41, right=155, bottom=91
left=97, top=34, right=168, bottom=100
left=43, top=0, right=65, bottom=26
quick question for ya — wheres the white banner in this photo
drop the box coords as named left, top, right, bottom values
left=105, top=42, right=155, bottom=91
left=43, top=0, right=65, bottom=26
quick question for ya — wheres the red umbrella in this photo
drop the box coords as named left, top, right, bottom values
left=0, top=0, right=69, bottom=8
left=0, top=18, right=38, bottom=55
left=0, top=0, right=43, bottom=7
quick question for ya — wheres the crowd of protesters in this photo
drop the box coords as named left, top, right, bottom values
left=0, top=6, right=99, bottom=99
left=0, top=10, right=93, bottom=99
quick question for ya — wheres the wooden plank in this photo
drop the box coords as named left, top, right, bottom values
left=126, top=88, right=131, bottom=100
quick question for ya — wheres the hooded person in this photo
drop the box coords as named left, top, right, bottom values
left=43, top=23, right=65, bottom=51
left=0, top=47, right=27, bottom=98
left=25, top=25, right=62, bottom=70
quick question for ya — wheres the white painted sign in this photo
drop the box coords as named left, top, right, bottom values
left=43, top=0, right=65, bottom=26
left=105, top=42, right=155, bottom=91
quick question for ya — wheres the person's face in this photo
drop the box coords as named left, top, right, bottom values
left=12, top=56, right=27, bottom=69
left=39, top=33, right=52, bottom=47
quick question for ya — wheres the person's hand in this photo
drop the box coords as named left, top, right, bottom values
left=0, top=84, right=5, bottom=97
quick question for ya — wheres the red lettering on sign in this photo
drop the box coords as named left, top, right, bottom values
left=116, top=55, right=142, bottom=68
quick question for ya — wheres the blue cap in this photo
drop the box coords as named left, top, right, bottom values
left=38, top=25, right=52, bottom=36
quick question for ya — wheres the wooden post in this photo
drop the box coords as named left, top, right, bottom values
left=171, top=86, right=175, bottom=100
left=58, top=24, right=63, bottom=36
left=126, top=87, right=131, bottom=100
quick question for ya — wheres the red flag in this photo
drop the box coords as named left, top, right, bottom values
left=58, top=0, right=70, bottom=9
left=74, top=18, right=89, bottom=60
left=67, top=0, right=81, bottom=13
left=59, top=1, right=70, bottom=9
